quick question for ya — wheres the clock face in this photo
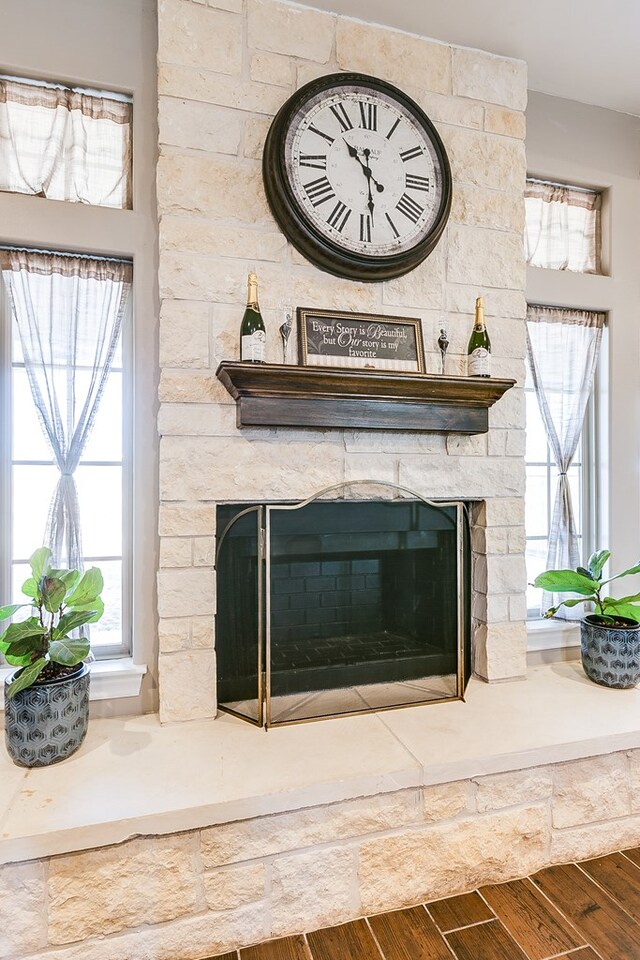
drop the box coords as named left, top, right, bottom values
left=263, top=74, right=452, bottom=281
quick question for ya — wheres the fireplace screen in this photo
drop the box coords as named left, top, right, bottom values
left=216, top=486, right=471, bottom=727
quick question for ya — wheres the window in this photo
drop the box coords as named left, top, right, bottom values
left=0, top=77, right=132, bottom=209
left=525, top=179, right=602, bottom=274
left=0, top=249, right=132, bottom=654
left=525, top=305, right=605, bottom=619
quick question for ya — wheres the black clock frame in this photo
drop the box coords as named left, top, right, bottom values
left=262, top=72, right=453, bottom=283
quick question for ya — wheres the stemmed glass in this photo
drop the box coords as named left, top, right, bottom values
left=279, top=301, right=293, bottom=364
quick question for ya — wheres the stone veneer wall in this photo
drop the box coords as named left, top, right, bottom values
left=6, top=750, right=640, bottom=959
left=156, top=0, right=529, bottom=721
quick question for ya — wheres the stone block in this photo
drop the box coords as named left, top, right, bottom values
left=159, top=64, right=286, bottom=116
left=158, top=403, right=237, bottom=438
left=158, top=567, right=215, bottom=617
left=159, top=371, right=222, bottom=403
left=552, top=754, right=631, bottom=828
left=451, top=182, right=524, bottom=233
left=159, top=502, right=217, bottom=536
left=474, top=622, right=528, bottom=680
left=509, top=593, right=528, bottom=621
left=158, top=0, right=242, bottom=75
left=487, top=431, right=507, bottom=457
left=208, top=0, right=242, bottom=10
left=271, top=847, right=357, bottom=937
left=420, top=92, right=484, bottom=129
left=475, top=769, right=552, bottom=812
left=382, top=247, right=445, bottom=310
left=204, top=864, right=266, bottom=910
left=192, top=616, right=214, bottom=648
left=480, top=554, right=527, bottom=595
left=47, top=835, right=200, bottom=943
left=159, top=97, right=242, bottom=154
left=446, top=285, right=526, bottom=321
left=159, top=649, right=217, bottom=721
left=423, top=781, right=471, bottom=822
left=336, top=19, right=451, bottom=95
left=344, top=454, right=398, bottom=486
left=489, top=386, right=526, bottom=429
left=158, top=617, right=191, bottom=653
left=160, top=435, right=344, bottom=502
left=193, top=537, right=216, bottom=567
left=446, top=434, right=488, bottom=457
left=359, top=805, right=548, bottom=914
left=452, top=48, right=527, bottom=110
left=485, top=106, right=526, bottom=139
left=506, top=430, right=527, bottom=457
left=157, top=154, right=270, bottom=222
left=472, top=592, right=509, bottom=624
left=447, top=224, right=525, bottom=290
left=398, top=454, right=524, bottom=501
left=248, top=0, right=334, bottom=62
left=0, top=861, right=46, bottom=959
left=343, top=430, right=446, bottom=456
left=551, top=813, right=640, bottom=864
left=159, top=299, right=211, bottom=369
left=250, top=51, right=293, bottom=87
left=474, top=497, right=526, bottom=528
left=244, top=115, right=272, bottom=159
left=160, top=537, right=193, bottom=568
left=201, top=790, right=419, bottom=866
left=442, top=126, right=526, bottom=192
left=161, top=216, right=287, bottom=262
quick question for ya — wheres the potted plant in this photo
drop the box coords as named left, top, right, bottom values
left=1, top=547, right=104, bottom=767
left=534, top=549, right=640, bottom=688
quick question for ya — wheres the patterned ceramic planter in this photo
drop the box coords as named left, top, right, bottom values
left=4, top=663, right=90, bottom=767
left=581, top=615, right=640, bottom=688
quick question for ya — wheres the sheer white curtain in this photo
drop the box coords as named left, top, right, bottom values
left=526, top=305, right=605, bottom=614
left=525, top=180, right=601, bottom=274
left=0, top=249, right=132, bottom=571
left=0, top=79, right=132, bottom=208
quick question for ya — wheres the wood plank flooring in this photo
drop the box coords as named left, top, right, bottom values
left=208, top=848, right=640, bottom=960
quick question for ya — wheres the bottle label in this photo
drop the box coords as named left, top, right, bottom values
left=241, top=330, right=266, bottom=362
left=468, top=347, right=491, bottom=377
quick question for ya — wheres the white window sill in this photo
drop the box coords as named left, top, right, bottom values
left=0, top=657, right=146, bottom=709
left=527, top=617, right=581, bottom=652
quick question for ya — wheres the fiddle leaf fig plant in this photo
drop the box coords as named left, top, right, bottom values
left=0, top=547, right=104, bottom=700
left=533, top=549, right=640, bottom=623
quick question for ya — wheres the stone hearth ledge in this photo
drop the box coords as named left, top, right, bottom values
left=2, top=661, right=640, bottom=866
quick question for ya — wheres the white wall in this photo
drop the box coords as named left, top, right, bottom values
left=0, top=0, right=160, bottom=715
left=525, top=92, right=640, bottom=654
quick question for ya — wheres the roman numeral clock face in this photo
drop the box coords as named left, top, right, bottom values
left=263, top=74, right=452, bottom=281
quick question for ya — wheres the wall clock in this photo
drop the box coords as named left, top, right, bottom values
left=262, top=72, right=452, bottom=282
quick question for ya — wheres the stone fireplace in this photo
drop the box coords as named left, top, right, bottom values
left=156, top=0, right=528, bottom=723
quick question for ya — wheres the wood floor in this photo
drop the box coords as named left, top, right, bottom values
left=206, top=849, right=640, bottom=960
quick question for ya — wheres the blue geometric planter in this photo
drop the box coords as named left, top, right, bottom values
left=4, top=663, right=90, bottom=767
left=581, top=615, right=640, bottom=689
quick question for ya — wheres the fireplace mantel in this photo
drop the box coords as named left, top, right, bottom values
left=216, top=362, right=515, bottom=434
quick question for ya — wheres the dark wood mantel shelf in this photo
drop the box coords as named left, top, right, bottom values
left=216, top=361, right=515, bottom=434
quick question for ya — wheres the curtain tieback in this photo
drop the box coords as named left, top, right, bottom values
left=558, top=471, right=568, bottom=476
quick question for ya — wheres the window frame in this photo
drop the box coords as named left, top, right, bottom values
left=0, top=264, right=133, bottom=659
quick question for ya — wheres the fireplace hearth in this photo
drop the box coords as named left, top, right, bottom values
left=216, top=483, right=471, bottom=727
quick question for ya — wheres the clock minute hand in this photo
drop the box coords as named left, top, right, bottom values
left=344, top=141, right=385, bottom=193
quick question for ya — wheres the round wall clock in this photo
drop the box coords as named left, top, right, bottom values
left=262, top=72, right=452, bottom=282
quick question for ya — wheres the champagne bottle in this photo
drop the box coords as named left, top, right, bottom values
left=467, top=296, right=491, bottom=377
left=240, top=272, right=266, bottom=363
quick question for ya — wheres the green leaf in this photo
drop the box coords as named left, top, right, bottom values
left=0, top=603, right=26, bottom=621
left=65, top=567, right=103, bottom=607
left=6, top=657, right=47, bottom=699
left=577, top=566, right=595, bottom=580
left=53, top=609, right=97, bottom=639
left=4, top=652, right=33, bottom=667
left=0, top=618, right=45, bottom=649
left=21, top=578, right=38, bottom=599
left=39, top=576, right=67, bottom=613
left=605, top=562, right=640, bottom=584
left=588, top=550, right=611, bottom=580
left=67, top=597, right=104, bottom=624
left=49, top=637, right=90, bottom=666
left=602, top=601, right=640, bottom=622
left=533, top=570, right=598, bottom=595
left=29, top=547, right=52, bottom=582
left=543, top=596, right=597, bottom=618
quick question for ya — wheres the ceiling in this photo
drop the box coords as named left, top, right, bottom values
left=297, top=0, right=640, bottom=117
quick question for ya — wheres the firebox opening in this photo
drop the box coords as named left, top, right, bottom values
left=216, top=493, right=471, bottom=727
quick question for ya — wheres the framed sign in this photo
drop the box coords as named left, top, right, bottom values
left=297, top=308, right=425, bottom=373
